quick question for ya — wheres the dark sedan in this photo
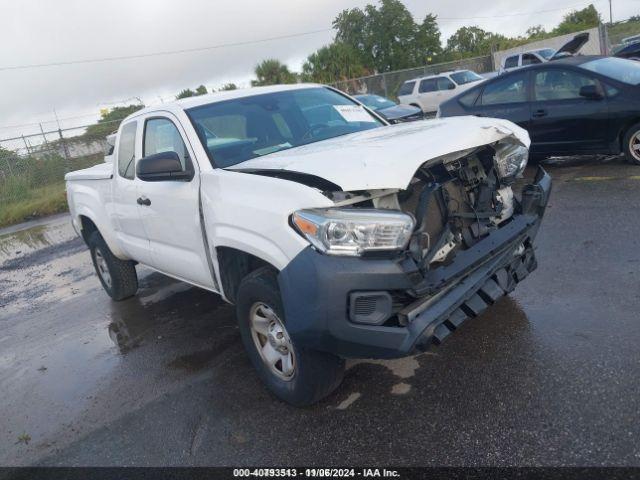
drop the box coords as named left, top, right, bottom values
left=614, top=41, right=640, bottom=61
left=354, top=94, right=424, bottom=123
left=438, top=56, right=640, bottom=164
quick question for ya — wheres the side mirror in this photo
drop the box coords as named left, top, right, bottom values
left=448, top=83, right=456, bottom=90
left=579, top=85, right=602, bottom=100
left=137, top=151, right=193, bottom=182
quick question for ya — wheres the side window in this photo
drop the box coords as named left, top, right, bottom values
left=459, top=89, right=481, bottom=108
left=436, top=77, right=455, bottom=91
left=504, top=56, right=519, bottom=69
left=398, top=81, right=415, bottom=96
left=419, top=79, right=437, bottom=93
left=522, top=54, right=542, bottom=66
left=534, top=69, right=598, bottom=101
left=117, top=122, right=137, bottom=180
left=480, top=72, right=528, bottom=106
left=144, top=118, right=188, bottom=170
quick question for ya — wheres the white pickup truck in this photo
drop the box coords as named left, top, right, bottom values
left=66, top=84, right=551, bottom=406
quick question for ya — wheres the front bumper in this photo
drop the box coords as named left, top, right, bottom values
left=278, top=167, right=552, bottom=359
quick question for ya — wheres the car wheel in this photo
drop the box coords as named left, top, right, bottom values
left=236, top=266, right=345, bottom=406
left=88, top=231, right=138, bottom=301
left=623, top=122, right=640, bottom=165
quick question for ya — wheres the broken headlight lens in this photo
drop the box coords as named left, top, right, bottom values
left=494, top=143, right=528, bottom=183
left=292, top=208, right=414, bottom=256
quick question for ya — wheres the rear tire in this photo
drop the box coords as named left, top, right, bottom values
left=236, top=266, right=345, bottom=406
left=623, top=122, right=640, bottom=165
left=88, top=231, right=138, bottom=301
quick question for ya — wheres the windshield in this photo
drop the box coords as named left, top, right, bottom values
left=581, top=57, right=640, bottom=85
left=535, top=48, right=556, bottom=60
left=186, top=87, right=384, bottom=168
left=354, top=94, right=396, bottom=111
left=449, top=70, right=483, bottom=85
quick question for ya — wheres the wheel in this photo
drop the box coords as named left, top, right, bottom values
left=88, top=231, right=138, bottom=301
left=236, top=267, right=345, bottom=406
left=623, top=122, right=640, bottom=165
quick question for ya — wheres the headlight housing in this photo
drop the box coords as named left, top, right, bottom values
left=493, top=143, right=528, bottom=183
left=291, top=208, right=414, bottom=257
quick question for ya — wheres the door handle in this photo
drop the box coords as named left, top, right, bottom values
left=137, top=196, right=151, bottom=206
left=532, top=109, right=547, bottom=118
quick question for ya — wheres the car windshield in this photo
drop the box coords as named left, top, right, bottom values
left=186, top=87, right=384, bottom=168
left=449, top=70, right=483, bottom=85
left=535, top=48, right=556, bottom=60
left=354, top=94, right=396, bottom=111
left=581, top=57, right=640, bottom=85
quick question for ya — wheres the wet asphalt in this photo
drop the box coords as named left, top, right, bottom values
left=1, top=157, right=640, bottom=466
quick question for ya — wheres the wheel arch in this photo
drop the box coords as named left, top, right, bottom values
left=74, top=209, right=128, bottom=259
left=216, top=246, right=279, bottom=304
left=618, top=118, right=640, bottom=152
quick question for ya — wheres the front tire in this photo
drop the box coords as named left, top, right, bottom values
left=88, top=231, right=138, bottom=301
left=236, top=267, right=345, bottom=406
left=623, top=122, right=640, bottom=165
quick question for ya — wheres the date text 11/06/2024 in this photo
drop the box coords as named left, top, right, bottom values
left=232, top=468, right=401, bottom=477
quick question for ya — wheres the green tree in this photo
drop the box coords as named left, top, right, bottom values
left=195, top=85, right=208, bottom=95
left=251, top=59, right=297, bottom=86
left=84, top=104, right=144, bottom=139
left=333, top=0, right=442, bottom=72
left=552, top=4, right=601, bottom=35
left=219, top=83, right=238, bottom=91
left=302, top=42, right=369, bottom=83
left=176, top=88, right=197, bottom=99
left=526, top=25, right=548, bottom=40
left=445, top=26, right=490, bottom=55
left=415, top=14, right=442, bottom=63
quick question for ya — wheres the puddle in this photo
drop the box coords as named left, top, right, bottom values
left=0, top=215, right=75, bottom=263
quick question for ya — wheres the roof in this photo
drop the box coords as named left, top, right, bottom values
left=127, top=83, right=325, bottom=120
left=405, top=69, right=472, bottom=83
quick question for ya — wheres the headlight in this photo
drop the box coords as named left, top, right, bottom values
left=291, top=208, right=414, bottom=256
left=493, top=143, right=528, bottom=182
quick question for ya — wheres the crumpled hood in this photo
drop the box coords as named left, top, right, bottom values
left=228, top=116, right=530, bottom=191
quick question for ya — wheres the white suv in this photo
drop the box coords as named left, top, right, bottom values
left=397, top=70, right=485, bottom=114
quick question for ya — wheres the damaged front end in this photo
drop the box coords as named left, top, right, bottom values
left=279, top=141, right=551, bottom=359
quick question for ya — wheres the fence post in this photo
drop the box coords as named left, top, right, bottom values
left=22, top=135, right=31, bottom=155
left=39, top=123, right=49, bottom=150
left=382, top=73, right=389, bottom=98
left=58, top=128, right=71, bottom=173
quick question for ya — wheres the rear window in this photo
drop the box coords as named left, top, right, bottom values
left=581, top=57, right=640, bottom=85
left=398, top=81, right=415, bottom=96
left=480, top=72, right=528, bottom=105
left=522, top=53, right=542, bottom=66
left=117, top=122, right=137, bottom=180
left=504, top=56, right=519, bottom=69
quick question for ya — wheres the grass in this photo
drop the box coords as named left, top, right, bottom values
left=0, top=182, right=68, bottom=229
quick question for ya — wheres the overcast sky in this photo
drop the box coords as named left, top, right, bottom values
left=0, top=0, right=636, bottom=141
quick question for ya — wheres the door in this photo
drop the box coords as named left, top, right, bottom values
left=529, top=67, right=609, bottom=155
left=110, top=120, right=153, bottom=265
left=436, top=76, right=458, bottom=105
left=136, top=114, right=215, bottom=289
left=468, top=71, right=531, bottom=129
left=416, top=78, right=438, bottom=112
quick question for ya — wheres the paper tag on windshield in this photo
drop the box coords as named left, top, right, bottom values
left=333, top=105, right=374, bottom=123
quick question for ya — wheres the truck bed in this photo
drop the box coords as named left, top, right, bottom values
left=65, top=162, right=113, bottom=181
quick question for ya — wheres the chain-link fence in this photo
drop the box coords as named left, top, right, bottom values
left=332, top=55, right=494, bottom=100
left=605, top=19, right=640, bottom=52
left=0, top=121, right=121, bottom=226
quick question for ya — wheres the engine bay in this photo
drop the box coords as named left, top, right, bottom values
left=343, top=145, right=518, bottom=270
